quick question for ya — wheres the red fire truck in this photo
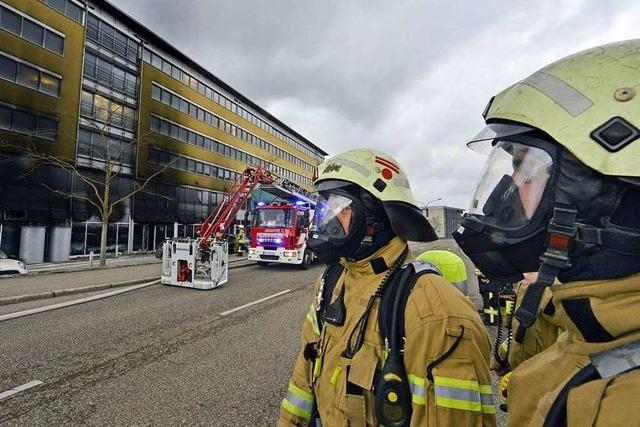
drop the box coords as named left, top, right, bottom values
left=247, top=181, right=316, bottom=269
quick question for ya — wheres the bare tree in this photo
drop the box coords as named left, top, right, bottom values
left=0, top=102, right=174, bottom=266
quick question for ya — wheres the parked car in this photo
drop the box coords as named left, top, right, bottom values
left=0, top=249, right=28, bottom=275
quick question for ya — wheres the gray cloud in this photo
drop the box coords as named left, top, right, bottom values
left=111, top=0, right=640, bottom=207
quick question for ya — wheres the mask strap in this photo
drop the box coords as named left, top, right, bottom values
left=514, top=205, right=577, bottom=343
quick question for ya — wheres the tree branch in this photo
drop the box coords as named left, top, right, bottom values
left=41, top=183, right=103, bottom=214
left=110, top=160, right=176, bottom=209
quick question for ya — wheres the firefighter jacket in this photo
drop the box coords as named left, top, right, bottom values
left=279, top=237, right=496, bottom=426
left=508, top=272, right=640, bottom=426
left=507, top=282, right=562, bottom=370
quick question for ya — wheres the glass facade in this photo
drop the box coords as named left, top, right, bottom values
left=0, top=0, right=324, bottom=260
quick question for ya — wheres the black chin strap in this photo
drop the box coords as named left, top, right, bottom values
left=514, top=206, right=577, bottom=343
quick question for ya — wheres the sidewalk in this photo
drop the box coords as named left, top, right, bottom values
left=25, top=253, right=160, bottom=275
left=0, top=255, right=254, bottom=305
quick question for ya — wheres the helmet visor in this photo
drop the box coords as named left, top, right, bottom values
left=311, top=192, right=361, bottom=240
left=469, top=140, right=553, bottom=229
left=467, top=123, right=537, bottom=154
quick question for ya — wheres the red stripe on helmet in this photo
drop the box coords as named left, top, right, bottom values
left=374, top=157, right=399, bottom=173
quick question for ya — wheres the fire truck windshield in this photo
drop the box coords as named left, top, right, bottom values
left=254, top=209, right=293, bottom=228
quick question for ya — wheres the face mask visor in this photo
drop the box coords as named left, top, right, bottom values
left=311, top=191, right=363, bottom=242
left=468, top=140, right=553, bottom=230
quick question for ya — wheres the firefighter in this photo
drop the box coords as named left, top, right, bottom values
left=279, top=149, right=496, bottom=426
left=417, top=250, right=469, bottom=295
left=453, top=40, right=640, bottom=425
left=235, top=226, right=247, bottom=256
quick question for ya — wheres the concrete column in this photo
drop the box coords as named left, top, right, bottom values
left=47, top=226, right=71, bottom=262
left=19, top=226, right=46, bottom=264
left=173, top=222, right=179, bottom=238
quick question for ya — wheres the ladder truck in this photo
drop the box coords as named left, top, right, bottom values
left=160, top=166, right=275, bottom=289
left=247, top=179, right=316, bottom=269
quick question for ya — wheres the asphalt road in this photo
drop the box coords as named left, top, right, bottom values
left=0, top=262, right=319, bottom=426
left=0, top=241, right=504, bottom=426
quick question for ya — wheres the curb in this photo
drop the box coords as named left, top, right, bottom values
left=0, top=276, right=158, bottom=306
left=0, top=261, right=255, bottom=306
left=20, top=256, right=252, bottom=277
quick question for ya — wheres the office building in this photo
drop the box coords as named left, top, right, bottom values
left=0, top=0, right=326, bottom=262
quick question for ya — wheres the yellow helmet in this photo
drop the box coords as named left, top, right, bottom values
left=455, top=40, right=640, bottom=283
left=314, top=149, right=437, bottom=242
left=417, top=250, right=468, bottom=294
left=476, top=39, right=640, bottom=179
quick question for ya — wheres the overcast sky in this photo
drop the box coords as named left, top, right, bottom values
left=111, top=0, right=640, bottom=208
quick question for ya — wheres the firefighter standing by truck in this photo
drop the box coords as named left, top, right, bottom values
left=453, top=40, right=640, bottom=425
left=279, top=149, right=495, bottom=426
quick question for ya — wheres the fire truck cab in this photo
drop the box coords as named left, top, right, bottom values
left=248, top=200, right=315, bottom=269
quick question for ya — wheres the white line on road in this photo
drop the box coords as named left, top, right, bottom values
left=0, top=380, right=43, bottom=401
left=0, top=280, right=160, bottom=322
left=220, top=289, right=291, bottom=316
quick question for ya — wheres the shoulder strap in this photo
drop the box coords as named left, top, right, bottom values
left=374, top=260, right=441, bottom=427
left=378, top=260, right=441, bottom=351
left=316, top=263, right=345, bottom=332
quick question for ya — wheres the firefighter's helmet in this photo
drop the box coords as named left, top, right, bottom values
left=314, top=149, right=437, bottom=243
left=454, top=39, right=640, bottom=282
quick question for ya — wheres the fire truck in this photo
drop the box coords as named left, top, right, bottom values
left=160, top=167, right=315, bottom=289
left=247, top=180, right=316, bottom=268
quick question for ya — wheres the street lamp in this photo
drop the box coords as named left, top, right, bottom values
left=425, top=197, right=442, bottom=207
left=418, top=198, right=442, bottom=209
left=418, top=198, right=442, bottom=218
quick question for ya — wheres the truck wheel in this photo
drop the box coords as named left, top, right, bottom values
left=299, top=250, right=312, bottom=270
left=257, top=261, right=269, bottom=267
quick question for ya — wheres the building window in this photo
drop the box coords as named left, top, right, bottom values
left=0, top=51, right=61, bottom=97
left=39, top=72, right=60, bottom=97
left=0, top=54, right=16, bottom=81
left=144, top=50, right=321, bottom=161
left=44, top=30, right=64, bottom=54
left=39, top=0, right=84, bottom=24
left=85, top=14, right=139, bottom=64
left=147, top=147, right=240, bottom=183
left=0, top=6, right=20, bottom=34
left=150, top=82, right=316, bottom=174
left=149, top=113, right=312, bottom=188
left=77, top=127, right=133, bottom=168
left=83, top=52, right=137, bottom=98
left=0, top=102, right=58, bottom=141
left=22, top=18, right=44, bottom=45
left=0, top=4, right=66, bottom=55
left=80, top=90, right=135, bottom=131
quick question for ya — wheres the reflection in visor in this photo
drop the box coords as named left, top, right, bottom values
left=469, top=141, right=552, bottom=229
left=312, top=193, right=355, bottom=239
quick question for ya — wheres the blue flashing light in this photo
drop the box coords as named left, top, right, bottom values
left=257, top=202, right=266, bottom=206
left=295, top=201, right=305, bottom=206
left=274, top=238, right=282, bottom=244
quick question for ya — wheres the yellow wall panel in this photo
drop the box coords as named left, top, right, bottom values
left=0, top=0, right=85, bottom=160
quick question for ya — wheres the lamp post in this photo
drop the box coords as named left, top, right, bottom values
left=424, top=197, right=442, bottom=207
left=418, top=198, right=442, bottom=218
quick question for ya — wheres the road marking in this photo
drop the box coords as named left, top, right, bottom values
left=0, top=380, right=43, bottom=401
left=0, top=280, right=160, bottom=322
left=220, top=289, right=291, bottom=316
